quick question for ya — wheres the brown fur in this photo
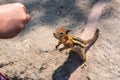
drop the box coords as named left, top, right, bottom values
left=53, top=26, right=99, bottom=62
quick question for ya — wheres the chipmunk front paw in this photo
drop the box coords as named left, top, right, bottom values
left=55, top=45, right=59, bottom=49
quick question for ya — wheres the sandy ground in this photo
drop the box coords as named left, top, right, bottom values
left=0, top=0, right=120, bottom=80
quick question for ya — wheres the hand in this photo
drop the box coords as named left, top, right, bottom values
left=0, top=3, right=30, bottom=38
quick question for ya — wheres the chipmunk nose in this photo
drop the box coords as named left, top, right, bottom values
left=53, top=33, right=55, bottom=36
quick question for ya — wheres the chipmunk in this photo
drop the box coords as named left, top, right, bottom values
left=53, top=26, right=99, bottom=62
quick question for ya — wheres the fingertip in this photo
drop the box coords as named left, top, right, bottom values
left=26, top=14, right=30, bottom=23
left=23, top=14, right=30, bottom=24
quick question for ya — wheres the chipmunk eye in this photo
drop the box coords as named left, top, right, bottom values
left=59, top=32, right=63, bottom=35
left=59, top=32, right=64, bottom=37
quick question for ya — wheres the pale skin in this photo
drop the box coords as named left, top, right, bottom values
left=0, top=3, right=30, bottom=38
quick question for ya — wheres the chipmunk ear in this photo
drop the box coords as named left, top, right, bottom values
left=66, top=30, right=70, bottom=34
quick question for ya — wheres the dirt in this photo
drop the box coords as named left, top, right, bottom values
left=0, top=0, right=120, bottom=80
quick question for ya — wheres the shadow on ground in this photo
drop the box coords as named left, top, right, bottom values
left=52, top=52, right=83, bottom=80
left=24, top=0, right=87, bottom=28
left=0, top=0, right=103, bottom=32
left=52, top=28, right=100, bottom=80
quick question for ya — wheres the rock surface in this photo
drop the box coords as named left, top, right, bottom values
left=0, top=0, right=120, bottom=80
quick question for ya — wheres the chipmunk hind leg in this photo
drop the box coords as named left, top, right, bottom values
left=72, top=45, right=86, bottom=62
left=80, top=47, right=86, bottom=62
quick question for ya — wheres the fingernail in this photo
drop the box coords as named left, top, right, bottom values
left=25, top=14, right=30, bottom=23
